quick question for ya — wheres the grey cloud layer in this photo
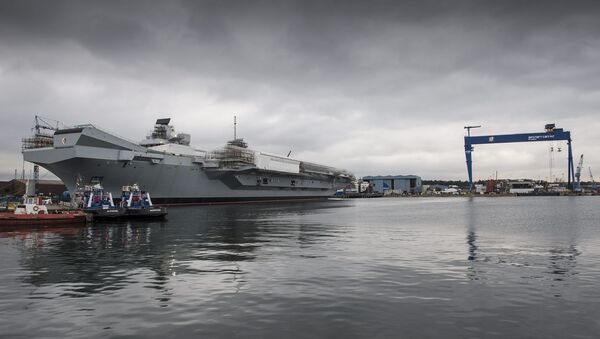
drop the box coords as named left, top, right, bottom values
left=1, top=0, right=599, bottom=180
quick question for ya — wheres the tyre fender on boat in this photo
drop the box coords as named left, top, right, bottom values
left=33, top=206, right=39, bottom=213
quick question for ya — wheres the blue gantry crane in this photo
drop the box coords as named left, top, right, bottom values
left=464, top=124, right=575, bottom=192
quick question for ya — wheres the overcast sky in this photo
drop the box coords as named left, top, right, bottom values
left=1, top=0, right=599, bottom=182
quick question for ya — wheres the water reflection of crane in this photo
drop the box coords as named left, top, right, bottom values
left=464, top=198, right=580, bottom=286
left=465, top=198, right=481, bottom=281
left=547, top=245, right=580, bottom=282
left=467, top=231, right=477, bottom=262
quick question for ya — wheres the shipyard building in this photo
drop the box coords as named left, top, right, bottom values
left=0, top=179, right=67, bottom=197
left=362, top=175, right=422, bottom=194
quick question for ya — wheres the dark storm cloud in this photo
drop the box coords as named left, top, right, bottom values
left=3, top=0, right=598, bottom=90
left=1, top=0, right=600, bottom=180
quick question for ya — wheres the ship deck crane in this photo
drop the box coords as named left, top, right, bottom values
left=33, top=115, right=60, bottom=137
left=464, top=124, right=575, bottom=192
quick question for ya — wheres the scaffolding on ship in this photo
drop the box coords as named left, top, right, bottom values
left=210, top=138, right=256, bottom=169
left=22, top=116, right=62, bottom=150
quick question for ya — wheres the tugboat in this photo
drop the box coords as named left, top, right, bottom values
left=83, top=184, right=125, bottom=219
left=120, top=184, right=167, bottom=219
left=0, top=181, right=86, bottom=226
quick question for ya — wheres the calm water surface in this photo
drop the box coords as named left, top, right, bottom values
left=1, top=197, right=600, bottom=338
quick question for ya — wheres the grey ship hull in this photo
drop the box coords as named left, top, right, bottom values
left=23, top=125, right=352, bottom=203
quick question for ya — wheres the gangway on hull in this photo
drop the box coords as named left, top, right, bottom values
left=464, top=124, right=575, bottom=192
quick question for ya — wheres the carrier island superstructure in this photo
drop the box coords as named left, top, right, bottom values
left=22, top=118, right=353, bottom=203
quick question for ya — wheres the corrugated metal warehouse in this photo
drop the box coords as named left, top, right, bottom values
left=362, top=175, right=422, bottom=194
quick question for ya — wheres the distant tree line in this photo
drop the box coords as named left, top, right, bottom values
left=422, top=179, right=596, bottom=187
left=421, top=180, right=482, bottom=187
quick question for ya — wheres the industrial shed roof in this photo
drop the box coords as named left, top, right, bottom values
left=362, top=175, right=421, bottom=180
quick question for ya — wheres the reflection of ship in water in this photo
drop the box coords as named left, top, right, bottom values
left=7, top=201, right=350, bottom=299
left=13, top=223, right=167, bottom=295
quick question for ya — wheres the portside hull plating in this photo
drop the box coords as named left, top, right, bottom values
left=26, top=152, right=349, bottom=203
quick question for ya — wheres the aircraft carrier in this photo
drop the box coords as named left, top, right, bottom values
left=22, top=118, right=353, bottom=203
